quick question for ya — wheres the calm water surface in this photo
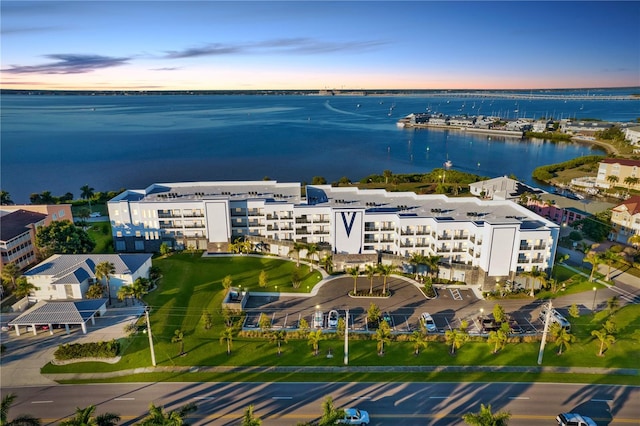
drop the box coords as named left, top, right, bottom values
left=2, top=91, right=638, bottom=203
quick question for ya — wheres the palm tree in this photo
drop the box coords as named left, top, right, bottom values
left=347, top=266, right=359, bottom=295
left=375, top=320, right=392, bottom=356
left=591, top=329, right=615, bottom=357
left=364, top=263, right=377, bottom=295
left=1, top=393, right=41, bottom=426
left=94, top=261, right=116, bottom=305
left=377, top=263, right=396, bottom=295
left=408, top=252, right=426, bottom=275
left=220, top=327, right=234, bottom=355
left=409, top=330, right=428, bottom=355
left=138, top=402, right=197, bottom=426
left=1, top=262, right=21, bottom=292
left=425, top=255, right=441, bottom=279
left=383, top=169, right=393, bottom=184
left=584, top=251, right=604, bottom=282
left=601, top=249, right=624, bottom=281
left=623, top=176, right=639, bottom=194
left=291, top=242, right=307, bottom=267
left=12, top=277, right=38, bottom=299
left=462, top=403, right=511, bottom=426
left=319, top=396, right=345, bottom=426
left=550, top=323, right=574, bottom=355
left=172, top=329, right=185, bottom=356
left=269, top=330, right=288, bottom=356
left=59, top=405, right=120, bottom=426
left=487, top=329, right=508, bottom=354
left=306, top=243, right=319, bottom=270
left=80, top=184, right=95, bottom=213
left=116, top=285, right=134, bottom=306
left=307, top=329, right=323, bottom=356
left=445, top=328, right=469, bottom=355
left=528, top=266, right=547, bottom=296
left=240, top=405, right=261, bottom=426
left=518, top=269, right=534, bottom=295
left=131, top=277, right=150, bottom=303
left=606, top=174, right=619, bottom=190
left=319, top=253, right=334, bottom=273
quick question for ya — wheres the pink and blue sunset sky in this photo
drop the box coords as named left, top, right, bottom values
left=1, top=1, right=639, bottom=91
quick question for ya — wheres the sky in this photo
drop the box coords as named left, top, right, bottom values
left=1, top=1, right=639, bottom=91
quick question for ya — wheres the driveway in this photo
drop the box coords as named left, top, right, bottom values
left=0, top=304, right=144, bottom=387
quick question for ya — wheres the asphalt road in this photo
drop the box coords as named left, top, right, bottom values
left=3, top=382, right=638, bottom=425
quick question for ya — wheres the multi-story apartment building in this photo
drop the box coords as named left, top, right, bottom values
left=609, top=196, right=640, bottom=244
left=0, top=209, right=47, bottom=273
left=108, top=181, right=560, bottom=288
left=595, top=158, right=640, bottom=191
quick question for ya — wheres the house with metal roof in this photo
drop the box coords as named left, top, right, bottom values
left=24, top=253, right=152, bottom=302
left=8, top=298, right=107, bottom=336
left=0, top=209, right=47, bottom=272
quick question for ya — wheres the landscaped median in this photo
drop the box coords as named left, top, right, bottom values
left=40, top=253, right=640, bottom=386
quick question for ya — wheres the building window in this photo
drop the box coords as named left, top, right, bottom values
left=115, top=241, right=126, bottom=251
left=134, top=241, right=144, bottom=251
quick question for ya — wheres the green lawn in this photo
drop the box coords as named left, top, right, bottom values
left=42, top=254, right=640, bottom=385
left=86, top=221, right=114, bottom=253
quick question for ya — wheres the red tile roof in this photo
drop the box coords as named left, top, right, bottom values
left=602, top=158, right=640, bottom=167
left=614, top=196, right=640, bottom=215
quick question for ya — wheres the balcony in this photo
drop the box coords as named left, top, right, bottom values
left=158, top=212, right=180, bottom=219
left=533, top=244, right=546, bottom=250
left=520, top=245, right=533, bottom=251
left=401, top=229, right=414, bottom=235
left=296, top=227, right=310, bottom=234
left=453, top=234, right=469, bottom=240
left=517, top=257, right=529, bottom=264
left=231, top=210, right=247, bottom=217
left=295, top=218, right=311, bottom=224
left=438, top=233, right=452, bottom=239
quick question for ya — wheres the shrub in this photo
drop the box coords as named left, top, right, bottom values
left=54, top=339, right=119, bottom=360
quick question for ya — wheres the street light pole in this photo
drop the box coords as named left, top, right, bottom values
left=592, top=286, right=598, bottom=311
left=145, top=307, right=156, bottom=367
left=344, top=309, right=349, bottom=365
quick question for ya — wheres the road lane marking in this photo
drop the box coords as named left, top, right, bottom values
left=272, top=396, right=293, bottom=400
left=429, top=396, right=450, bottom=399
left=114, top=397, right=135, bottom=401
left=193, top=396, right=215, bottom=400
left=31, top=401, right=53, bottom=404
left=508, top=397, right=530, bottom=400
left=591, top=399, right=613, bottom=402
left=351, top=396, right=371, bottom=399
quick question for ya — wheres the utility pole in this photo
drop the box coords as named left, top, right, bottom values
left=145, top=306, right=156, bottom=367
left=537, top=301, right=553, bottom=365
left=344, top=309, right=349, bottom=365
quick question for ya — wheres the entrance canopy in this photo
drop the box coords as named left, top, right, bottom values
left=9, top=299, right=107, bottom=336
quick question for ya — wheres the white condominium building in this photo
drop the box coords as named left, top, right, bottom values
left=108, top=181, right=559, bottom=287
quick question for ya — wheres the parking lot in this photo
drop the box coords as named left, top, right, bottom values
left=241, top=276, right=549, bottom=335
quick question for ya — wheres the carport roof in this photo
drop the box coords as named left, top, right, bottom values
left=9, top=299, right=107, bottom=326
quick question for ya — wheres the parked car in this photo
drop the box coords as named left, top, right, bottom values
left=313, top=310, right=324, bottom=329
left=339, top=408, right=370, bottom=425
left=328, top=310, right=339, bottom=328
left=420, top=312, right=437, bottom=332
left=556, top=412, right=597, bottom=426
left=89, top=212, right=101, bottom=218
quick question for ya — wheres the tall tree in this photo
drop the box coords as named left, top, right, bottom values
left=269, top=330, right=288, bottom=356
left=220, top=327, right=234, bottom=355
left=1, top=263, right=21, bottom=292
left=377, top=263, right=396, bottom=295
left=347, top=266, right=360, bottom=295
left=601, top=249, right=624, bottom=281
left=528, top=266, right=547, bottom=296
left=85, top=283, right=106, bottom=299
left=171, top=329, right=185, bottom=356
left=383, top=169, right=393, bottom=184
left=131, top=277, right=150, bottom=303
left=364, top=264, right=377, bottom=295
left=487, top=329, right=508, bottom=354
left=138, top=402, right=197, bottom=426
left=117, top=285, right=134, bottom=306
left=320, top=253, right=334, bottom=274
left=550, top=323, right=574, bottom=355
left=0, top=393, right=41, bottom=426
left=375, top=320, right=392, bottom=356
left=291, top=242, right=307, bottom=267
left=462, top=403, right=511, bottom=426
left=591, top=329, right=615, bottom=357
left=306, top=243, right=319, bottom=269
left=80, top=185, right=95, bottom=212
left=425, top=255, right=442, bottom=279
left=307, top=329, right=323, bottom=356
left=36, top=220, right=95, bottom=256
left=584, top=251, right=604, bottom=282
left=318, top=396, right=345, bottom=426
left=94, top=261, right=116, bottom=305
left=445, top=328, right=469, bottom=355
left=408, top=252, right=427, bottom=275
left=59, top=405, right=120, bottom=426
left=410, top=330, right=428, bottom=355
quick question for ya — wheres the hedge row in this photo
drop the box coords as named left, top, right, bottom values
left=54, top=339, right=119, bottom=360
left=532, top=155, right=605, bottom=181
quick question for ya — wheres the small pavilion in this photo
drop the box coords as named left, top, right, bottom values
left=8, top=299, right=107, bottom=336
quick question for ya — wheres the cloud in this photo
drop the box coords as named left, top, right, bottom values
left=163, top=37, right=387, bottom=59
left=1, top=26, right=64, bottom=35
left=2, top=54, right=130, bottom=74
left=150, top=67, right=182, bottom=71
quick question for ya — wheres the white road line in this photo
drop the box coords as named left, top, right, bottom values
left=351, top=396, right=371, bottom=399
left=272, top=396, right=293, bottom=400
left=591, top=399, right=613, bottom=402
left=193, top=396, right=215, bottom=400
left=508, top=397, right=530, bottom=400
left=429, top=396, right=450, bottom=399
left=113, top=397, right=135, bottom=401
left=31, top=401, right=53, bottom=404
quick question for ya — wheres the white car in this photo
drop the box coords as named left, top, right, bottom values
left=89, top=212, right=101, bottom=218
left=339, top=408, right=370, bottom=425
left=313, top=310, right=324, bottom=329
left=420, top=312, right=437, bottom=332
left=556, top=412, right=597, bottom=426
left=328, top=310, right=339, bottom=328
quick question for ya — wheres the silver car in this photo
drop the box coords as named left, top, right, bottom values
left=420, top=312, right=437, bottom=332
left=328, top=310, right=339, bottom=328
left=313, top=310, right=324, bottom=328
